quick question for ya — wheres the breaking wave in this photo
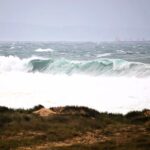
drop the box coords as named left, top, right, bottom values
left=0, top=56, right=150, bottom=77
left=0, top=55, right=150, bottom=113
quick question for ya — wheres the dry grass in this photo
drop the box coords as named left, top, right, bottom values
left=0, top=105, right=150, bottom=150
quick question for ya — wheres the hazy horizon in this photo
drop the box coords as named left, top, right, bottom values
left=0, top=0, right=150, bottom=41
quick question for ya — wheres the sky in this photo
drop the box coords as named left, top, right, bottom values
left=0, top=0, right=150, bottom=41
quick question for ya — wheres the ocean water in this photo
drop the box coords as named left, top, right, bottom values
left=0, top=41, right=150, bottom=113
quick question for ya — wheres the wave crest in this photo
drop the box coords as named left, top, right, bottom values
left=29, top=58, right=150, bottom=77
left=0, top=56, right=150, bottom=77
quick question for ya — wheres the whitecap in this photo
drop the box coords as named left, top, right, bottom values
left=97, top=53, right=111, bottom=58
left=116, top=50, right=126, bottom=54
left=10, top=46, right=15, bottom=49
left=35, top=48, right=54, bottom=52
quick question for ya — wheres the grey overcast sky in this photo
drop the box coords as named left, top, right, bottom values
left=0, top=0, right=150, bottom=41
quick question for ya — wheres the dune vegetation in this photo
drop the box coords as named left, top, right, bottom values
left=0, top=105, right=150, bottom=150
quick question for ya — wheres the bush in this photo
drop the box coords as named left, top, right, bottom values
left=0, top=106, right=13, bottom=113
left=125, top=110, right=150, bottom=123
left=126, top=111, right=144, bottom=119
left=32, top=105, right=44, bottom=111
left=0, top=114, right=12, bottom=126
left=60, top=106, right=101, bottom=118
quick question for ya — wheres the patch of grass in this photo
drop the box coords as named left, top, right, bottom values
left=51, top=142, right=116, bottom=150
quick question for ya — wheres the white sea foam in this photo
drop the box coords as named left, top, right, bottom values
left=0, top=55, right=48, bottom=73
left=97, top=53, right=111, bottom=57
left=10, top=46, right=15, bottom=49
left=0, top=72, right=150, bottom=114
left=116, top=50, right=126, bottom=54
left=35, top=48, right=54, bottom=52
left=0, top=56, right=29, bottom=72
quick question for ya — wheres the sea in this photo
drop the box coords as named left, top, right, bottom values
left=0, top=41, right=150, bottom=114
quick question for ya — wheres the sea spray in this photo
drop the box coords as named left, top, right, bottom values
left=0, top=72, right=150, bottom=114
